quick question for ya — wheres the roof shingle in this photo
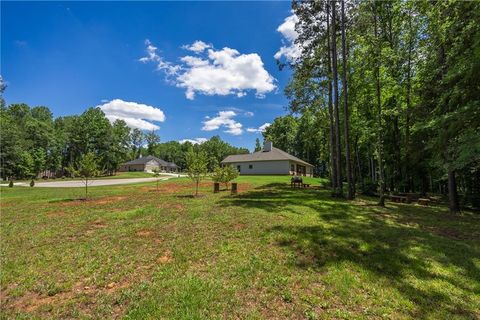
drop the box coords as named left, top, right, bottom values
left=221, top=147, right=313, bottom=167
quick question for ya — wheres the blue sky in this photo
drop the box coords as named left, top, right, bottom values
left=1, top=1, right=298, bottom=150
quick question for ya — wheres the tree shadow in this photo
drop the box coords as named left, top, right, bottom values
left=219, top=182, right=480, bottom=318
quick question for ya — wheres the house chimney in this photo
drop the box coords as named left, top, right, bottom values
left=263, top=141, right=273, bottom=152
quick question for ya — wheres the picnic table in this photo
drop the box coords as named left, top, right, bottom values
left=418, top=198, right=431, bottom=206
left=389, top=195, right=408, bottom=203
left=291, top=176, right=303, bottom=188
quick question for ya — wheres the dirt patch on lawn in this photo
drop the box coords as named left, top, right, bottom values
left=136, top=229, right=154, bottom=237
left=90, top=219, right=108, bottom=228
left=2, top=278, right=133, bottom=315
left=56, top=196, right=127, bottom=207
left=157, top=250, right=173, bottom=264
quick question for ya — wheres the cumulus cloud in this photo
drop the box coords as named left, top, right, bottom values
left=140, top=40, right=276, bottom=100
left=202, top=111, right=243, bottom=135
left=97, top=99, right=165, bottom=131
left=247, top=122, right=271, bottom=133
left=274, top=14, right=301, bottom=62
left=182, top=40, right=211, bottom=53
left=139, top=39, right=181, bottom=77
left=179, top=138, right=208, bottom=145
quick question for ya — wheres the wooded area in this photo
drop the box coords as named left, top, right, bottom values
left=0, top=97, right=248, bottom=181
left=264, top=0, right=479, bottom=212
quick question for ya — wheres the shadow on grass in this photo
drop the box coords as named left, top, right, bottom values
left=219, top=182, right=480, bottom=318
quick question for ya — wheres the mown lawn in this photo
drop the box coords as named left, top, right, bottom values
left=1, top=176, right=479, bottom=319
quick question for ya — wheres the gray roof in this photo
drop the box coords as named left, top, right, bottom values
left=122, top=155, right=177, bottom=167
left=221, top=147, right=313, bottom=167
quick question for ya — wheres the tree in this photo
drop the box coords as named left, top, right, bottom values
left=152, top=168, right=161, bottom=191
left=340, top=0, right=354, bottom=199
left=145, top=130, right=160, bottom=155
left=68, top=152, right=100, bottom=200
left=130, top=128, right=144, bottom=159
left=185, top=149, right=208, bottom=196
left=330, top=0, right=343, bottom=197
left=254, top=138, right=262, bottom=152
left=211, top=165, right=239, bottom=190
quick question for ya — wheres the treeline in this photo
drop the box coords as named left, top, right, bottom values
left=273, top=0, right=479, bottom=211
left=0, top=101, right=248, bottom=180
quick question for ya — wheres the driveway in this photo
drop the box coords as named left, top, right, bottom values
left=2, top=177, right=176, bottom=188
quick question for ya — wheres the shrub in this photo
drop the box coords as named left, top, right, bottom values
left=8, top=180, right=13, bottom=188
left=211, top=165, right=239, bottom=190
left=30, top=179, right=35, bottom=187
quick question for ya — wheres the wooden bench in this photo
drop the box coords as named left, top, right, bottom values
left=302, top=183, right=310, bottom=188
left=418, top=198, right=431, bottom=206
left=390, top=195, right=408, bottom=203
left=291, top=177, right=303, bottom=188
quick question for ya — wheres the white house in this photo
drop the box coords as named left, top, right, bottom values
left=221, top=141, right=314, bottom=176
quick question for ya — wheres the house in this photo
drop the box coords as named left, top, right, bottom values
left=118, top=155, right=178, bottom=173
left=221, top=141, right=314, bottom=176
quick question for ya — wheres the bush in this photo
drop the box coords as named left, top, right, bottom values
left=211, top=165, right=239, bottom=190
left=30, top=179, right=35, bottom=187
left=8, top=180, right=13, bottom=188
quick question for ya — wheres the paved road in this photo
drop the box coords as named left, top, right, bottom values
left=2, top=177, right=175, bottom=188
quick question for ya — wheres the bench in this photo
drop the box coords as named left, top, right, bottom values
left=302, top=183, right=310, bottom=188
left=390, top=195, right=408, bottom=203
left=291, top=176, right=303, bottom=188
left=418, top=198, right=431, bottom=206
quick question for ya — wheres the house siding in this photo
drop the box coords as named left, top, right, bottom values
left=226, top=160, right=290, bottom=175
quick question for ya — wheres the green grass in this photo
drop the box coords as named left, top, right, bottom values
left=1, top=176, right=479, bottom=319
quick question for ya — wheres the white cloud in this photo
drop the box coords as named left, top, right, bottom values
left=179, top=138, right=208, bottom=145
left=140, top=40, right=276, bottom=100
left=97, top=99, right=165, bottom=131
left=274, top=14, right=301, bottom=62
left=202, top=111, right=243, bottom=135
left=244, top=111, right=254, bottom=117
left=182, top=40, right=211, bottom=53
left=139, top=39, right=181, bottom=77
left=247, top=122, right=271, bottom=133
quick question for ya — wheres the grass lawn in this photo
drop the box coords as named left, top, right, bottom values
left=1, top=176, right=479, bottom=319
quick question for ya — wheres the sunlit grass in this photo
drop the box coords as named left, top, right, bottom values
left=1, top=176, right=479, bottom=319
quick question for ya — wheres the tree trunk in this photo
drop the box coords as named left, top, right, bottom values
left=355, top=136, right=363, bottom=192
left=326, top=1, right=338, bottom=191
left=85, top=177, right=88, bottom=200
left=331, top=0, right=343, bottom=197
left=448, top=170, right=460, bottom=213
left=373, top=3, right=385, bottom=207
left=340, top=0, right=354, bottom=199
left=195, top=180, right=199, bottom=196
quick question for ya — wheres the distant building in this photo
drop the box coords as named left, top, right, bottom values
left=221, top=141, right=313, bottom=176
left=118, top=155, right=178, bottom=173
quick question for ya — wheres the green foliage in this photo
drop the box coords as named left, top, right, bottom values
left=254, top=138, right=262, bottom=152
left=185, top=149, right=209, bottom=196
left=67, top=152, right=100, bottom=199
left=8, top=180, right=13, bottom=188
left=285, top=0, right=480, bottom=208
left=211, top=165, right=239, bottom=190
left=29, top=179, right=35, bottom=187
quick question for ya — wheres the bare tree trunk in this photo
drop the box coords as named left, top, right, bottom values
left=340, top=0, right=354, bottom=199
left=405, top=10, right=413, bottom=193
left=448, top=170, right=460, bottom=213
left=85, top=177, right=88, bottom=200
left=331, top=0, right=343, bottom=197
left=355, top=136, right=363, bottom=192
left=326, top=1, right=338, bottom=191
left=373, top=3, right=385, bottom=207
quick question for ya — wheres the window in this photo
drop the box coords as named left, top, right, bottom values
left=237, top=165, right=241, bottom=172
left=249, top=164, right=253, bottom=169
